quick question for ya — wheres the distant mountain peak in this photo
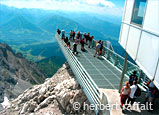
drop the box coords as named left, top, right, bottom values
left=0, top=15, right=42, bottom=32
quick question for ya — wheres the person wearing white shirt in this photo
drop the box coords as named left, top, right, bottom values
left=61, top=29, right=65, bottom=35
left=127, top=81, right=138, bottom=107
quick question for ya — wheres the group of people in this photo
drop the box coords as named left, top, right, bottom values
left=57, top=29, right=104, bottom=57
left=120, top=71, right=158, bottom=112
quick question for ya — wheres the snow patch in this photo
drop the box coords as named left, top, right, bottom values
left=1, top=96, right=10, bottom=108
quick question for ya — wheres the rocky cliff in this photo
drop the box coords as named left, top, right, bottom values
left=0, top=63, right=95, bottom=115
left=0, top=43, right=46, bottom=103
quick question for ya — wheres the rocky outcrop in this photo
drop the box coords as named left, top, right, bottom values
left=0, top=63, right=95, bottom=115
left=0, top=43, right=46, bottom=103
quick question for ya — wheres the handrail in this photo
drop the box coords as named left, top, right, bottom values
left=91, top=39, right=149, bottom=90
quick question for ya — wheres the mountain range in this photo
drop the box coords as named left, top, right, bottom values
left=0, top=4, right=121, bottom=41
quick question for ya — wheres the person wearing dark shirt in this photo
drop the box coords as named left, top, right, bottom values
left=57, top=29, right=61, bottom=35
left=73, top=42, right=78, bottom=55
left=86, top=33, right=90, bottom=45
left=99, top=41, right=103, bottom=56
left=80, top=38, right=85, bottom=51
left=69, top=30, right=73, bottom=40
left=62, top=34, right=65, bottom=40
left=76, top=31, right=80, bottom=40
left=88, top=36, right=94, bottom=48
left=73, top=31, right=75, bottom=41
left=129, top=71, right=138, bottom=86
left=64, top=37, right=68, bottom=44
left=61, top=29, right=65, bottom=40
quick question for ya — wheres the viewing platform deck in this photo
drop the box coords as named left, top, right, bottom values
left=68, top=39, right=127, bottom=89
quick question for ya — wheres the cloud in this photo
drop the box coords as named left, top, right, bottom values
left=0, top=0, right=123, bottom=16
left=85, top=0, right=115, bottom=8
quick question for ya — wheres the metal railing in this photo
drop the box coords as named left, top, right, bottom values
left=56, top=33, right=110, bottom=114
left=91, top=40, right=149, bottom=90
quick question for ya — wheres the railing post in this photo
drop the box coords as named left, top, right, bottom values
left=114, top=55, right=119, bottom=66
left=138, top=70, right=143, bottom=84
left=125, top=62, right=128, bottom=75
left=91, top=41, right=94, bottom=48
left=107, top=50, right=110, bottom=60
left=119, top=52, right=128, bottom=93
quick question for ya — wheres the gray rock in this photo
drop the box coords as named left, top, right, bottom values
left=20, top=102, right=30, bottom=114
left=0, top=63, right=95, bottom=115
left=27, top=101, right=37, bottom=113
left=0, top=103, right=3, bottom=111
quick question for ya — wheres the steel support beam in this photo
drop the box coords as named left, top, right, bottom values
left=119, top=52, right=128, bottom=93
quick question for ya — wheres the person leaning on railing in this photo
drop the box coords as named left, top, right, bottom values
left=94, top=40, right=101, bottom=57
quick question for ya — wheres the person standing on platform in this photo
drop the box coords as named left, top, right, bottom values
left=83, top=32, right=87, bottom=42
left=126, top=81, right=138, bottom=109
left=86, top=33, right=90, bottom=45
left=73, top=31, right=75, bottom=41
left=80, top=38, right=85, bottom=51
left=72, top=41, right=78, bottom=55
left=129, top=71, right=138, bottom=86
left=76, top=31, right=80, bottom=40
left=98, top=41, right=103, bottom=57
left=88, top=35, right=94, bottom=48
left=120, top=81, right=131, bottom=109
left=64, top=37, right=68, bottom=45
left=94, top=40, right=101, bottom=57
left=57, top=29, right=61, bottom=35
left=70, top=30, right=73, bottom=40
left=61, top=29, right=65, bottom=40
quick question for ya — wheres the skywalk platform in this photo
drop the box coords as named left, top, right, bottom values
left=56, top=33, right=149, bottom=91
left=55, top=33, right=150, bottom=115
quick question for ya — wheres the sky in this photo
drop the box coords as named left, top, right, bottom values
left=0, top=0, right=125, bottom=16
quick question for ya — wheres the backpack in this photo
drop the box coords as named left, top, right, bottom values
left=134, top=85, right=141, bottom=97
left=96, top=43, right=101, bottom=49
